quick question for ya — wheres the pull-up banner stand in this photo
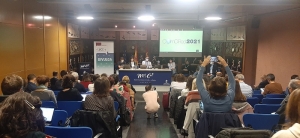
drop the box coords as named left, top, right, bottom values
left=94, top=41, right=114, bottom=75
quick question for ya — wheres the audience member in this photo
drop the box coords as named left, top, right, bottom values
left=50, top=71, right=58, bottom=90
left=276, top=79, right=300, bottom=125
left=143, top=84, right=160, bottom=119
left=122, top=75, right=136, bottom=93
left=262, top=73, right=283, bottom=95
left=84, top=77, right=116, bottom=117
left=197, top=56, right=236, bottom=112
left=235, top=74, right=253, bottom=97
left=216, top=72, right=223, bottom=77
left=181, top=76, right=194, bottom=96
left=182, top=60, right=191, bottom=75
left=31, top=75, right=57, bottom=107
left=25, top=74, right=37, bottom=93
left=168, top=59, right=176, bottom=74
left=71, top=72, right=87, bottom=92
left=142, top=56, right=152, bottom=69
left=80, top=73, right=92, bottom=89
left=100, top=73, right=108, bottom=78
left=272, top=89, right=300, bottom=138
left=170, top=74, right=187, bottom=90
left=57, top=75, right=83, bottom=101
left=0, top=92, right=46, bottom=137
left=0, top=74, right=23, bottom=102
left=108, top=76, right=123, bottom=104
left=110, top=74, right=122, bottom=94
left=193, top=60, right=203, bottom=77
left=283, top=75, right=299, bottom=95
left=54, top=70, right=68, bottom=90
left=254, top=74, right=269, bottom=90
left=88, top=74, right=100, bottom=92
left=119, top=81, right=133, bottom=111
left=232, top=80, right=253, bottom=125
left=184, top=78, right=202, bottom=106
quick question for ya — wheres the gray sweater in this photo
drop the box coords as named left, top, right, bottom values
left=31, top=89, right=57, bottom=107
left=196, top=66, right=235, bottom=113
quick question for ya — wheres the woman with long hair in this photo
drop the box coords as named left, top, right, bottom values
left=272, top=89, right=300, bottom=138
left=181, top=76, right=195, bottom=96
left=232, top=80, right=253, bottom=125
left=57, top=75, right=83, bottom=101
left=0, top=92, right=47, bottom=138
left=196, top=56, right=236, bottom=112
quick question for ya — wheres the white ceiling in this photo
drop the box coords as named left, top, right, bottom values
left=38, top=0, right=300, bottom=27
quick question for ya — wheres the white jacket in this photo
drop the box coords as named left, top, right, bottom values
left=272, top=123, right=300, bottom=138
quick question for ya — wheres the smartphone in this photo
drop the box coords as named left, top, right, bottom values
left=210, top=57, right=218, bottom=62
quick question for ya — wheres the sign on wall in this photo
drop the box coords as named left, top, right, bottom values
left=94, top=41, right=114, bottom=75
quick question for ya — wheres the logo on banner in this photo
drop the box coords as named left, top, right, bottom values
left=137, top=73, right=154, bottom=79
left=80, top=64, right=90, bottom=69
left=96, top=42, right=101, bottom=46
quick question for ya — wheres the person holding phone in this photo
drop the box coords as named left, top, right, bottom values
left=205, top=57, right=218, bottom=78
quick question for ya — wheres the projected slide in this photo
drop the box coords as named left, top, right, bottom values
left=159, top=30, right=203, bottom=57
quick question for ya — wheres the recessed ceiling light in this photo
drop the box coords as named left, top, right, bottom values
left=34, top=16, right=52, bottom=20
left=115, top=25, right=117, bottom=28
left=205, top=17, right=222, bottom=20
left=133, top=26, right=136, bottom=28
left=77, top=16, right=94, bottom=20
left=138, top=15, right=155, bottom=21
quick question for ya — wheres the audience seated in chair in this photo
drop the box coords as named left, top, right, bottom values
left=24, top=74, right=37, bottom=93
left=235, top=74, right=253, bottom=98
left=88, top=74, right=100, bottom=92
left=57, top=75, right=83, bottom=101
left=0, top=92, right=48, bottom=137
left=0, top=74, right=24, bottom=103
left=232, top=80, right=254, bottom=125
left=50, top=71, right=59, bottom=90
left=122, top=75, right=136, bottom=109
left=31, top=75, right=57, bottom=107
left=181, top=76, right=194, bottom=96
left=254, top=74, right=269, bottom=90
left=171, top=74, right=187, bottom=90
left=53, top=70, right=68, bottom=91
left=272, top=89, right=300, bottom=138
left=262, top=73, right=283, bottom=95
left=80, top=73, right=92, bottom=89
left=276, top=79, right=300, bottom=126
left=71, top=72, right=87, bottom=93
left=197, top=56, right=236, bottom=113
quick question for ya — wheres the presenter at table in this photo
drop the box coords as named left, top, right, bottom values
left=168, top=59, right=176, bottom=74
left=142, top=56, right=152, bottom=69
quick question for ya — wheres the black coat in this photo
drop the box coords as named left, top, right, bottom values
left=174, top=96, right=187, bottom=129
left=169, top=89, right=182, bottom=118
left=195, top=112, right=242, bottom=138
left=205, top=64, right=219, bottom=76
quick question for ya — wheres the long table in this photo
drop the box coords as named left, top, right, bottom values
left=119, top=69, right=172, bottom=86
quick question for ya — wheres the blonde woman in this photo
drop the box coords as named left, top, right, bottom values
left=122, top=75, right=136, bottom=109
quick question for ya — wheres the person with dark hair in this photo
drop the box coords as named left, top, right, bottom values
left=291, top=74, right=299, bottom=80
left=272, top=89, right=300, bottom=138
left=283, top=75, right=300, bottom=95
left=181, top=76, right=195, bottom=96
left=31, top=75, right=57, bottom=107
left=232, top=80, right=253, bottom=125
left=25, top=74, right=37, bottom=93
left=170, top=74, right=186, bottom=90
left=110, top=74, right=122, bottom=94
left=0, top=74, right=24, bottom=102
left=100, top=73, right=108, bottom=78
left=71, top=72, right=86, bottom=93
left=56, top=75, right=83, bottom=101
left=262, top=73, right=283, bottom=95
left=0, top=92, right=47, bottom=137
left=117, top=57, right=125, bottom=69
left=197, top=56, right=236, bottom=113
left=182, top=60, right=191, bottom=75
left=143, top=84, right=160, bottom=119
left=80, top=73, right=92, bottom=89
left=50, top=71, right=58, bottom=90
left=88, top=74, right=101, bottom=92
left=84, top=77, right=116, bottom=117
left=54, top=70, right=68, bottom=90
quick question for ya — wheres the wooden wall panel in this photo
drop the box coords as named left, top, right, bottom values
left=0, top=1, right=23, bottom=25
left=0, top=24, right=24, bottom=75
left=59, top=18, right=68, bottom=72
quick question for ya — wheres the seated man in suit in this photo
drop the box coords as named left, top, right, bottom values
left=182, top=60, right=191, bottom=75
left=205, top=61, right=218, bottom=78
left=142, top=56, right=152, bottom=69
left=0, top=74, right=24, bottom=103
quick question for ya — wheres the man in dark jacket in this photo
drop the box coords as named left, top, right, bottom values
left=53, top=70, right=68, bottom=90
left=276, top=79, right=300, bottom=124
left=0, top=74, right=24, bottom=103
left=24, top=74, right=37, bottom=93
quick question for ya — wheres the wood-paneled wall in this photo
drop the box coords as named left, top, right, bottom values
left=0, top=1, right=67, bottom=94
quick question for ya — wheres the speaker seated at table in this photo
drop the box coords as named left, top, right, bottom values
left=140, top=65, right=147, bottom=69
left=123, top=65, right=131, bottom=69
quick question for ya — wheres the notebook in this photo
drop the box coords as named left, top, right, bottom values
left=41, top=107, right=55, bottom=122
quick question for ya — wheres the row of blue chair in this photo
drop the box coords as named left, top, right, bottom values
left=254, top=104, right=281, bottom=114
left=243, top=114, right=279, bottom=130
left=253, top=90, right=285, bottom=95
left=42, top=101, right=83, bottom=116
left=247, top=97, right=284, bottom=107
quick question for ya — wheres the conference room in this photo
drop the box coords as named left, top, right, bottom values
left=0, top=0, right=300, bottom=138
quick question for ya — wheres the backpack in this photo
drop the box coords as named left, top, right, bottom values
left=215, top=128, right=273, bottom=138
